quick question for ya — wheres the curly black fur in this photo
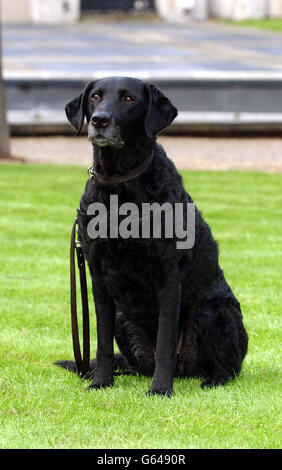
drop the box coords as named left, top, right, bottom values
left=56, top=77, right=248, bottom=396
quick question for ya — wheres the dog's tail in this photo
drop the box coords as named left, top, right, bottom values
left=54, top=360, right=78, bottom=373
left=54, top=354, right=134, bottom=377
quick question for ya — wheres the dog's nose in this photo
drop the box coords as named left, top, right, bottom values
left=92, top=112, right=111, bottom=128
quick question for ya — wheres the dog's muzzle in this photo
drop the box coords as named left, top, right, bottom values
left=88, top=115, right=124, bottom=148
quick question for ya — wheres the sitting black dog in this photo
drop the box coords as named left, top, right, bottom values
left=57, top=77, right=248, bottom=396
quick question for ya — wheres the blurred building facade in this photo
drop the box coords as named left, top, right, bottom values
left=1, top=0, right=81, bottom=23
left=1, top=0, right=282, bottom=23
left=156, top=0, right=282, bottom=20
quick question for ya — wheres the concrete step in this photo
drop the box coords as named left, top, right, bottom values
left=5, top=71, right=282, bottom=135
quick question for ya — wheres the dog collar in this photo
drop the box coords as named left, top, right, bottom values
left=88, top=151, right=154, bottom=184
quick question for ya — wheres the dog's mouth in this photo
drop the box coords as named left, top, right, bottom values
left=88, top=130, right=124, bottom=149
left=92, top=133, right=109, bottom=147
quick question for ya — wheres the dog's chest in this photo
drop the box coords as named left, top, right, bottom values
left=93, top=238, right=164, bottom=318
left=78, top=178, right=179, bottom=319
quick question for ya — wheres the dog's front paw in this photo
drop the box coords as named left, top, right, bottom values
left=88, top=375, right=114, bottom=390
left=146, top=385, right=172, bottom=397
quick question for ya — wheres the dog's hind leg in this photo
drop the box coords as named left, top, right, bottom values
left=198, top=300, right=248, bottom=388
left=114, top=311, right=156, bottom=377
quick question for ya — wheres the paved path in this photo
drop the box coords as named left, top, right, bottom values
left=10, top=136, right=282, bottom=173
left=3, top=20, right=282, bottom=78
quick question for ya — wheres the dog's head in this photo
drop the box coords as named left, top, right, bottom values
left=65, top=76, right=177, bottom=148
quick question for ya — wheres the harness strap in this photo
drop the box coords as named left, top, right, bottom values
left=70, top=218, right=90, bottom=377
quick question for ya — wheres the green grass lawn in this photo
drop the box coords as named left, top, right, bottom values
left=216, top=18, right=282, bottom=32
left=0, top=163, right=281, bottom=449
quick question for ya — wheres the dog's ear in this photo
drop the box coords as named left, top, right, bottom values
left=144, top=83, right=178, bottom=139
left=65, top=81, right=95, bottom=135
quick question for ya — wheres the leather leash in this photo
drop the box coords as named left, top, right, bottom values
left=70, top=217, right=90, bottom=377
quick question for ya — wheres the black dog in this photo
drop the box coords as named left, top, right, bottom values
left=57, top=77, right=248, bottom=396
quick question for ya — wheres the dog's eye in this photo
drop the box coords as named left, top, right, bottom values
left=91, top=94, right=100, bottom=102
left=124, top=96, right=135, bottom=103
